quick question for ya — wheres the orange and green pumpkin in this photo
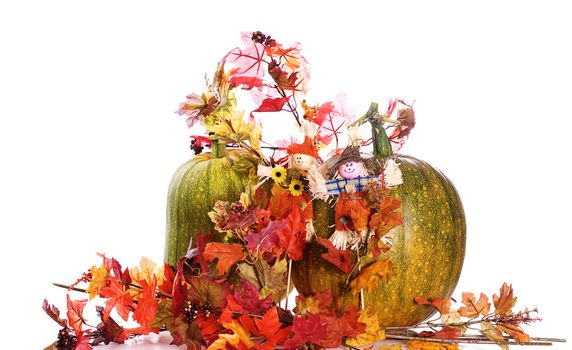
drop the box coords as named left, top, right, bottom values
left=163, top=141, right=247, bottom=267
left=292, top=103, right=466, bottom=326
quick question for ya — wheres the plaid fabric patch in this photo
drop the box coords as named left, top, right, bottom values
left=325, top=175, right=377, bottom=195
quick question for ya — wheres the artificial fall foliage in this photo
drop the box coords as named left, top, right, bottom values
left=44, top=31, right=564, bottom=349
left=45, top=253, right=552, bottom=349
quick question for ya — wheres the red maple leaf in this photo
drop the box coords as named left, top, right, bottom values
left=283, top=313, right=327, bottom=349
left=250, top=96, right=291, bottom=118
left=316, top=237, right=353, bottom=274
left=250, top=306, right=292, bottom=348
left=101, top=279, right=135, bottom=321
left=435, top=327, right=462, bottom=340
left=66, top=295, right=87, bottom=334
left=132, top=279, right=159, bottom=330
left=158, top=263, right=175, bottom=297
left=318, top=307, right=366, bottom=348
left=276, top=207, right=307, bottom=261
left=229, top=75, right=264, bottom=89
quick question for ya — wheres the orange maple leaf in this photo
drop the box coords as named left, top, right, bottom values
left=85, top=264, right=108, bottom=300
left=497, top=322, right=530, bottom=343
left=458, top=292, right=491, bottom=318
left=369, top=197, right=402, bottom=237
left=203, top=242, right=245, bottom=275
left=414, top=296, right=452, bottom=315
left=493, top=283, right=517, bottom=316
left=349, top=259, right=393, bottom=294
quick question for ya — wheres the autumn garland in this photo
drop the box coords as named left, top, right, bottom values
left=44, top=31, right=565, bottom=349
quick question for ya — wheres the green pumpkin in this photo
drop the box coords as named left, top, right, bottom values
left=292, top=103, right=466, bottom=326
left=164, top=141, right=247, bottom=267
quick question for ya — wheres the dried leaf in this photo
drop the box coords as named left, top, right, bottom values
left=431, top=326, right=463, bottom=340
left=369, top=197, right=402, bottom=237
left=414, top=296, right=452, bottom=315
left=203, top=242, right=245, bottom=275
left=493, top=283, right=517, bottom=316
left=42, top=299, right=67, bottom=328
left=345, top=311, right=386, bottom=347
left=177, top=92, right=219, bottom=128
left=497, top=322, right=530, bottom=343
left=481, top=321, right=508, bottom=350
left=316, top=237, right=353, bottom=274
left=349, top=259, right=393, bottom=294
left=457, top=292, right=491, bottom=318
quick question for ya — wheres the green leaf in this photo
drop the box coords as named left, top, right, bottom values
left=151, top=300, right=175, bottom=330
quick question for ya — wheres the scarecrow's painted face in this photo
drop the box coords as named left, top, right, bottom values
left=290, top=154, right=315, bottom=172
left=338, top=161, right=365, bottom=179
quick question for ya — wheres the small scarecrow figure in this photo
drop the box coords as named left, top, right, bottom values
left=308, top=128, right=403, bottom=250
left=325, top=145, right=377, bottom=250
left=259, top=129, right=320, bottom=240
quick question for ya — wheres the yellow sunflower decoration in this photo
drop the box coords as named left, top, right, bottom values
left=288, top=179, right=304, bottom=196
left=271, top=167, right=287, bottom=184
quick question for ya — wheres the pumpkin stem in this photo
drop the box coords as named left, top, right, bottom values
left=210, top=139, right=227, bottom=159
left=367, top=102, right=394, bottom=158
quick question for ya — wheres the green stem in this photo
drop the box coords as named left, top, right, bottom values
left=210, top=139, right=227, bottom=159
left=367, top=103, right=393, bottom=158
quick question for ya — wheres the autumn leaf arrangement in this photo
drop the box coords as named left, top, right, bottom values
left=44, top=32, right=566, bottom=349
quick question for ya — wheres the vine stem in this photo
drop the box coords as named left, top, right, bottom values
left=52, top=282, right=173, bottom=299
left=385, top=334, right=565, bottom=346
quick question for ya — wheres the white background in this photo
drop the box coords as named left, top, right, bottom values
left=1, top=1, right=571, bottom=349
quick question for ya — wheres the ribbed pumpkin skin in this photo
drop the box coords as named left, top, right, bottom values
left=292, top=155, right=466, bottom=326
left=163, top=151, right=247, bottom=267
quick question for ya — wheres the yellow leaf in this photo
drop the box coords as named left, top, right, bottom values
left=85, top=264, right=108, bottom=300
left=129, top=257, right=163, bottom=285
left=349, top=259, right=393, bottom=294
left=481, top=321, right=509, bottom=350
left=207, top=320, right=253, bottom=350
left=345, top=311, right=386, bottom=347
